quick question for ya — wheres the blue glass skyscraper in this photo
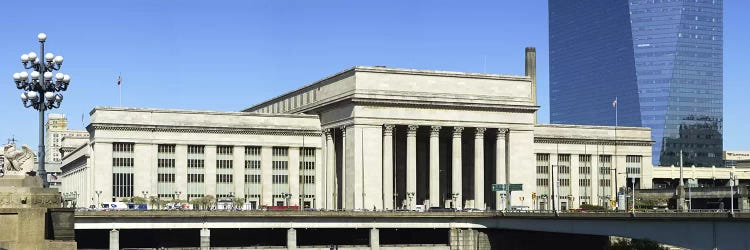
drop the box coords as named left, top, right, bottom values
left=549, top=0, right=723, bottom=167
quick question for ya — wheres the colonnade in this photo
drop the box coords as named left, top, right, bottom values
left=322, top=124, right=509, bottom=210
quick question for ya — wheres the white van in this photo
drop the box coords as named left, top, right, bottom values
left=101, top=202, right=128, bottom=210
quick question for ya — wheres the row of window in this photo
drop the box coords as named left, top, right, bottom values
left=112, top=143, right=316, bottom=199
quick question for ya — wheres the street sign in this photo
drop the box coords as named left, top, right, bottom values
left=492, top=183, right=522, bottom=191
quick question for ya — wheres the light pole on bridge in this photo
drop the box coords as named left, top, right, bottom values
left=11, top=33, right=71, bottom=188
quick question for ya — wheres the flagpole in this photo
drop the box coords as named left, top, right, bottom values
left=118, top=73, right=122, bottom=107
left=613, top=97, right=618, bottom=208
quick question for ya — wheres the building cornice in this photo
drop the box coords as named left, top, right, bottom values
left=534, top=137, right=654, bottom=146
left=242, top=66, right=531, bottom=112
left=89, top=123, right=322, bottom=137
left=351, top=97, right=539, bottom=113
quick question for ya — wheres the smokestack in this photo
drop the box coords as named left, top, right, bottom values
left=525, top=47, right=537, bottom=123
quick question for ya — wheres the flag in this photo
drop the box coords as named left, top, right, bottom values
left=117, top=74, right=122, bottom=86
left=612, top=98, right=617, bottom=108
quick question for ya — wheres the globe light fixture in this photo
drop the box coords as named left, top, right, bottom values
left=11, top=32, right=70, bottom=188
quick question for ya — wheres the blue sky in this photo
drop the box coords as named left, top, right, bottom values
left=1, top=1, right=747, bottom=150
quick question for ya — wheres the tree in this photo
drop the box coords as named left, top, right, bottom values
left=606, top=238, right=667, bottom=250
left=232, top=197, right=245, bottom=210
left=148, top=196, right=160, bottom=209
left=202, top=195, right=216, bottom=210
left=132, top=196, right=148, bottom=204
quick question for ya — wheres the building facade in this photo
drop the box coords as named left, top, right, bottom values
left=549, top=0, right=723, bottom=167
left=45, top=114, right=89, bottom=187
left=62, top=49, right=654, bottom=211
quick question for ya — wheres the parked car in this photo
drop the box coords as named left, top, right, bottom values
left=427, top=207, right=456, bottom=212
left=510, top=206, right=530, bottom=211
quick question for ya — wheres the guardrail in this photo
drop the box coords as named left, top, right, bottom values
left=74, top=208, right=750, bottom=220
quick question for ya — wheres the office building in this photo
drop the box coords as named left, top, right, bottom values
left=549, top=0, right=723, bottom=167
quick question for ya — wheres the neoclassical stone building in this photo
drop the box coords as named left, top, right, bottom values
left=62, top=48, right=654, bottom=210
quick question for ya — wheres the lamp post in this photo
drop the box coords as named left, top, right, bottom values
left=406, top=192, right=415, bottom=211
left=730, top=172, right=735, bottom=216
left=283, top=192, right=292, bottom=207
left=72, top=191, right=79, bottom=208
left=229, top=192, right=234, bottom=210
left=450, top=192, right=459, bottom=211
left=12, top=33, right=70, bottom=188
left=95, top=190, right=102, bottom=208
left=141, top=190, right=149, bottom=199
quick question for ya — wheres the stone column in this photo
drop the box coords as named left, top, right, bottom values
left=341, top=126, right=348, bottom=209
left=200, top=228, right=210, bottom=250
left=406, top=125, right=418, bottom=210
left=496, top=129, right=507, bottom=210
left=474, top=128, right=486, bottom=210
left=261, top=146, right=273, bottom=206
left=289, top=147, right=300, bottom=206
left=324, top=129, right=335, bottom=209
left=382, top=125, right=395, bottom=210
left=233, top=145, right=246, bottom=200
left=452, top=127, right=464, bottom=210
left=109, top=229, right=119, bottom=250
left=287, top=228, right=297, bottom=249
left=429, top=126, right=441, bottom=208
left=205, top=145, right=217, bottom=197
left=370, top=228, right=380, bottom=250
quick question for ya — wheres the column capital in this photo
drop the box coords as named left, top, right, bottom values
left=475, top=127, right=486, bottom=137
left=497, top=128, right=509, bottom=139
left=407, top=125, right=419, bottom=135
left=383, top=124, right=395, bottom=136
left=340, top=126, right=347, bottom=136
left=323, top=128, right=333, bottom=138
left=453, top=127, right=464, bottom=137
left=430, top=126, right=442, bottom=137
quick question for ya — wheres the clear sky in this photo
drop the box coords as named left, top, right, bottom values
left=1, top=1, right=747, bottom=151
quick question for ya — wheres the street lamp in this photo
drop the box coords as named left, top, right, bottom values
left=72, top=191, right=79, bottom=208
left=406, top=192, right=415, bottom=211
left=282, top=192, right=292, bottom=206
left=174, top=191, right=182, bottom=201
left=450, top=192, right=459, bottom=210
left=617, top=172, right=636, bottom=215
left=730, top=172, right=736, bottom=217
left=95, top=190, right=102, bottom=208
left=141, top=190, right=149, bottom=199
left=12, top=33, right=70, bottom=188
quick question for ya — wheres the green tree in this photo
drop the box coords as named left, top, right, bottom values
left=148, top=196, right=160, bottom=209
left=232, top=197, right=245, bottom=209
left=606, top=238, right=667, bottom=250
left=132, top=196, right=148, bottom=204
left=202, top=195, right=216, bottom=210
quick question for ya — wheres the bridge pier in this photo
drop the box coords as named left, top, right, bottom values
left=449, top=228, right=490, bottom=250
left=370, top=228, right=380, bottom=250
left=200, top=228, right=210, bottom=250
left=287, top=228, right=297, bottom=249
left=109, top=229, right=119, bottom=250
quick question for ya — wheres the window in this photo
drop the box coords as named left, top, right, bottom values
left=272, top=147, right=290, bottom=196
left=216, top=146, right=234, bottom=198
left=244, top=146, right=262, bottom=200
left=112, top=143, right=134, bottom=199
left=535, top=154, right=551, bottom=197
left=156, top=144, right=176, bottom=198
left=187, top=145, right=205, bottom=199
left=300, top=148, right=316, bottom=199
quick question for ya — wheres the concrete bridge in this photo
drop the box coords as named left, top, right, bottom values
left=75, top=210, right=750, bottom=250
